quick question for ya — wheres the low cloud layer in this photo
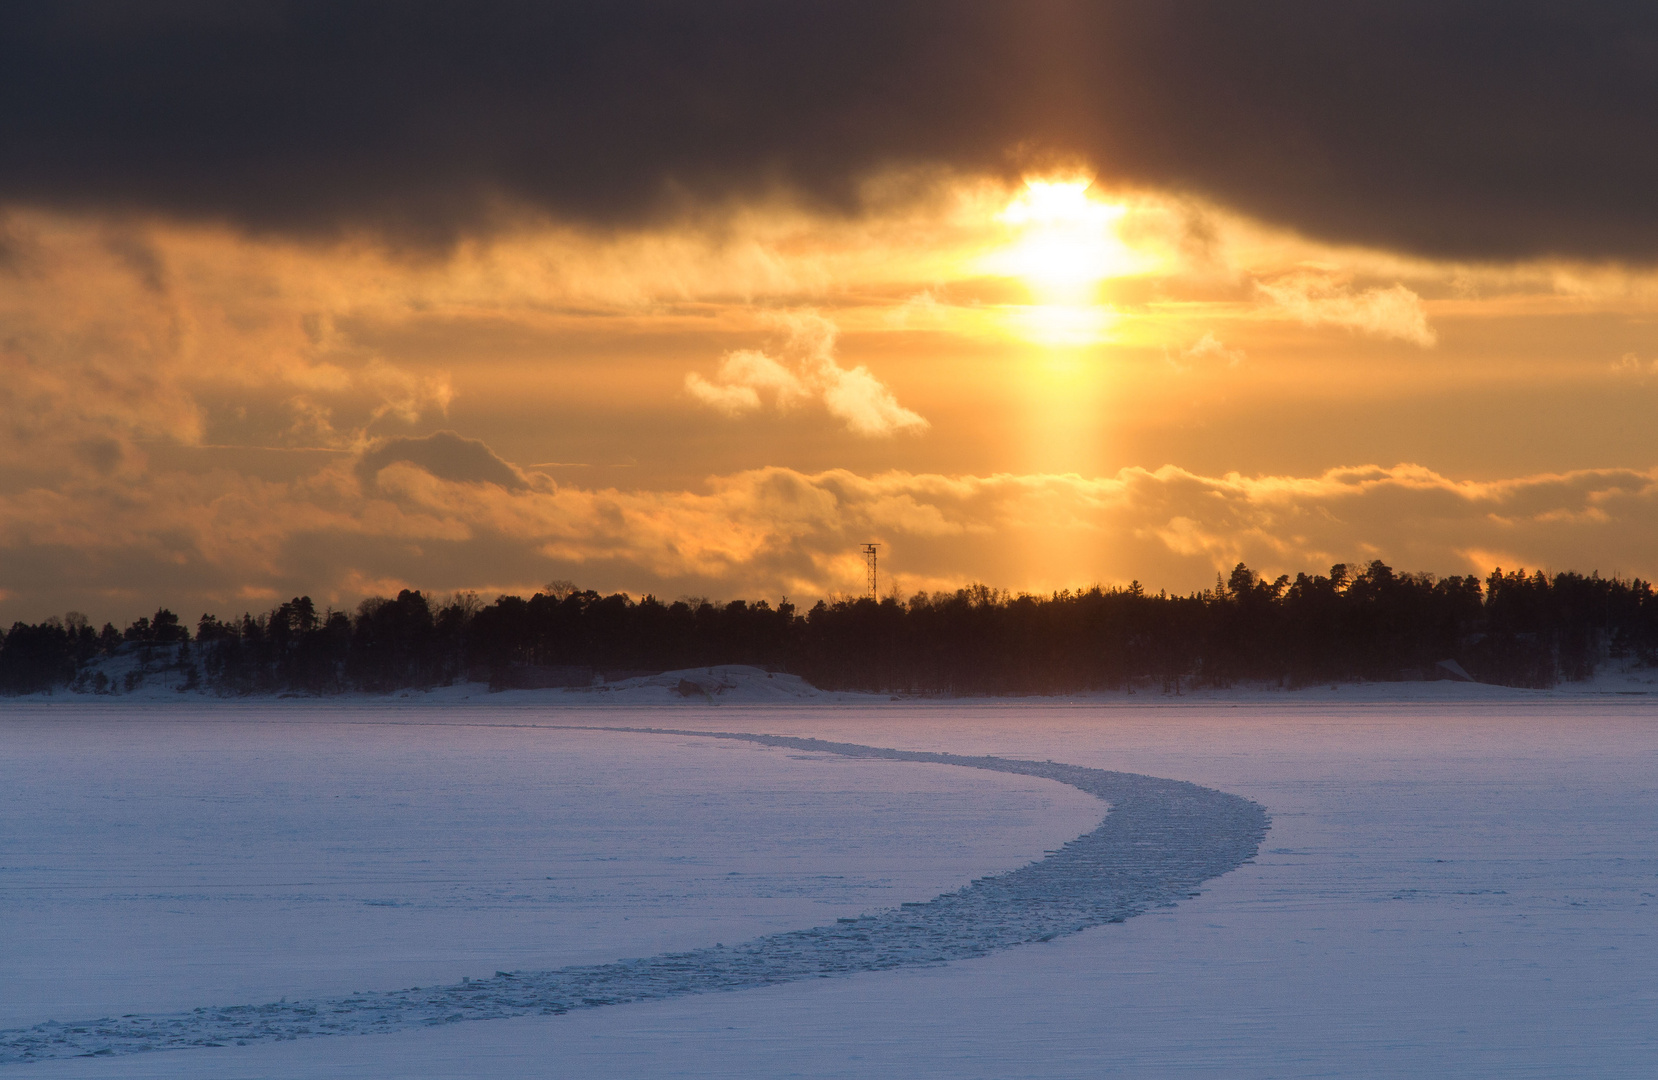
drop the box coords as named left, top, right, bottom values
left=6, top=445, right=1658, bottom=624
left=4, top=4, right=1658, bottom=259
left=686, top=314, right=927, bottom=437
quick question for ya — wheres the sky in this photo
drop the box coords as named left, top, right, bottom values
left=5, top=2, right=1658, bottom=623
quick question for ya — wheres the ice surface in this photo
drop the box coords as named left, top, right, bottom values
left=0, top=710, right=1101, bottom=1026
left=4, top=696, right=1656, bottom=1077
left=0, top=725, right=1266, bottom=1061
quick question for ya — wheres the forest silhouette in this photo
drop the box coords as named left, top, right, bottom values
left=4, top=561, right=1656, bottom=696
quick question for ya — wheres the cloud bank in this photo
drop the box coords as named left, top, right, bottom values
left=5, top=3, right=1658, bottom=259
left=6, top=446, right=1658, bottom=624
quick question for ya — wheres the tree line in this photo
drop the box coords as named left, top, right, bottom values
left=3, top=561, right=1657, bottom=696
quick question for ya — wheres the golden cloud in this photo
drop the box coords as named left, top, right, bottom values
left=5, top=448, right=1658, bottom=622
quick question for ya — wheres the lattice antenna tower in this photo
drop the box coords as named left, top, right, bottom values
left=861, top=543, right=880, bottom=601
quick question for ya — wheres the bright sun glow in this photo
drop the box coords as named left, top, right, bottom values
left=986, top=178, right=1140, bottom=299
left=977, top=177, right=1147, bottom=345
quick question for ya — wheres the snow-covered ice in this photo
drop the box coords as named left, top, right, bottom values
left=0, top=724, right=1265, bottom=1061
left=3, top=695, right=1656, bottom=1077
left=0, top=710, right=1103, bottom=1027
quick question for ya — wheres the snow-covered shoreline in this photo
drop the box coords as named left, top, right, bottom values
left=8, top=657, right=1658, bottom=710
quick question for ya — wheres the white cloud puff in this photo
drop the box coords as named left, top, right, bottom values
left=1166, top=332, right=1245, bottom=372
left=1611, top=352, right=1658, bottom=378
left=1256, top=271, right=1436, bottom=346
left=684, top=349, right=806, bottom=415
left=685, top=312, right=928, bottom=437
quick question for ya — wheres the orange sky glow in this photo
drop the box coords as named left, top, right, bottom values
left=6, top=165, right=1658, bottom=621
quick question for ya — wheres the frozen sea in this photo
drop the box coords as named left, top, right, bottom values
left=2, top=691, right=1655, bottom=1077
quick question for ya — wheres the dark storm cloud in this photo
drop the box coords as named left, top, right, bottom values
left=4, top=2, right=1658, bottom=259
left=356, top=431, right=527, bottom=490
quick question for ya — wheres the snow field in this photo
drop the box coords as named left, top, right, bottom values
left=1, top=728, right=1265, bottom=1060
left=4, top=697, right=1656, bottom=1077
left=0, top=712, right=1101, bottom=1033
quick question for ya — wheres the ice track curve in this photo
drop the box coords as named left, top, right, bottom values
left=0, top=728, right=1270, bottom=1064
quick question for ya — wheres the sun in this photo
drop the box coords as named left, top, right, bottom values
left=974, top=177, right=1150, bottom=345
left=983, top=177, right=1141, bottom=303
